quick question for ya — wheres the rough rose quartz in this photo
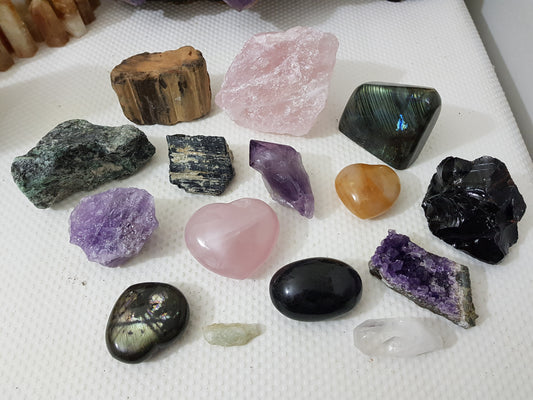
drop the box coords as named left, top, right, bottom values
left=215, top=26, right=339, bottom=136
left=184, top=198, right=279, bottom=279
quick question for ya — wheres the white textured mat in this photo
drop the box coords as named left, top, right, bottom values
left=1, top=1, right=532, bottom=399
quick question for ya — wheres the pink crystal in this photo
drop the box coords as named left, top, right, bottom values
left=215, top=26, right=339, bottom=136
left=69, top=187, right=158, bottom=267
left=184, top=198, right=279, bottom=279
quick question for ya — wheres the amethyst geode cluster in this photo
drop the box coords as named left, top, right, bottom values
left=369, top=230, right=478, bottom=328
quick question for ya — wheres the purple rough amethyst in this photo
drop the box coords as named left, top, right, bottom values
left=369, top=230, right=477, bottom=329
left=69, top=188, right=159, bottom=267
left=249, top=139, right=314, bottom=218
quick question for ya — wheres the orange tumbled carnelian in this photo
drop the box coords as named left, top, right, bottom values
left=335, top=163, right=400, bottom=219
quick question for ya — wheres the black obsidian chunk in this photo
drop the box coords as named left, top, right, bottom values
left=422, top=156, right=526, bottom=264
left=269, top=257, right=363, bottom=321
left=338, top=82, right=441, bottom=170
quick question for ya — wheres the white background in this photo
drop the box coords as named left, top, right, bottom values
left=1, top=1, right=532, bottom=399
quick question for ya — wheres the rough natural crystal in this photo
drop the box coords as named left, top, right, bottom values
left=215, top=26, right=339, bottom=136
left=422, top=156, right=526, bottom=264
left=250, top=140, right=314, bottom=218
left=167, top=134, right=235, bottom=196
left=339, top=83, right=441, bottom=169
left=11, top=119, right=155, bottom=208
left=106, top=282, right=189, bottom=363
left=70, top=187, right=159, bottom=267
left=335, top=163, right=400, bottom=219
left=369, top=230, right=478, bottom=328
left=353, top=318, right=445, bottom=358
left=203, top=323, right=262, bottom=346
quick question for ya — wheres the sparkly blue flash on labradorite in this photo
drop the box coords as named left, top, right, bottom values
left=338, top=83, right=441, bottom=169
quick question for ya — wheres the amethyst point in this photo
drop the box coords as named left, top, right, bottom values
left=249, top=139, right=314, bottom=218
left=69, top=187, right=159, bottom=267
left=369, top=230, right=477, bottom=329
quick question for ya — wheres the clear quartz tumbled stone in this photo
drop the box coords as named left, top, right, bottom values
left=353, top=318, right=445, bottom=358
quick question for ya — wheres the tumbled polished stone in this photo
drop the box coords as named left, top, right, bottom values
left=270, top=257, right=362, bottom=321
left=369, top=230, right=478, bottom=328
left=250, top=139, right=314, bottom=218
left=422, top=156, right=526, bottom=264
left=106, top=282, right=189, bottom=363
left=338, top=83, right=441, bottom=169
left=167, top=134, right=234, bottom=196
left=69, top=187, right=158, bottom=267
left=354, top=318, right=445, bottom=358
left=203, top=323, right=262, bottom=346
left=335, top=163, right=400, bottom=219
left=184, top=198, right=279, bottom=279
left=215, top=26, right=338, bottom=136
left=11, top=119, right=155, bottom=208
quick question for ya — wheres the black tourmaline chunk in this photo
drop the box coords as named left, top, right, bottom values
left=422, top=156, right=526, bottom=264
left=166, top=134, right=234, bottom=195
left=11, top=119, right=155, bottom=208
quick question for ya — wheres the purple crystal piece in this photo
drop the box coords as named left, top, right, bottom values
left=69, top=188, right=159, bottom=267
left=369, top=230, right=478, bottom=329
left=249, top=140, right=314, bottom=218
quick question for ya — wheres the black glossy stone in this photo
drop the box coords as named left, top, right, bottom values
left=269, top=257, right=362, bottom=321
left=422, top=156, right=526, bottom=264
left=11, top=119, right=155, bottom=208
left=338, top=82, right=441, bottom=169
left=106, top=282, right=189, bottom=363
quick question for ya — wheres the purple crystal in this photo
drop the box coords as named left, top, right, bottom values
left=69, top=188, right=159, bottom=267
left=249, top=140, right=314, bottom=218
left=369, top=230, right=477, bottom=328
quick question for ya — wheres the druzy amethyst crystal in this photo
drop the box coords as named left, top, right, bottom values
left=249, top=140, right=314, bottom=218
left=69, top=187, right=159, bottom=267
left=422, top=156, right=526, bottom=264
left=369, top=230, right=477, bottom=328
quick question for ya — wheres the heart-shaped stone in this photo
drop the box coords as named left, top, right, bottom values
left=335, top=163, right=401, bottom=219
left=184, top=198, right=280, bottom=279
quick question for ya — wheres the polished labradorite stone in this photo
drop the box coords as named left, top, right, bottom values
left=106, top=283, right=189, bottom=363
left=339, top=83, right=441, bottom=169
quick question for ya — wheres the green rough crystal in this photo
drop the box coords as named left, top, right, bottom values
left=338, top=83, right=441, bottom=169
left=11, top=119, right=155, bottom=208
left=202, top=323, right=262, bottom=347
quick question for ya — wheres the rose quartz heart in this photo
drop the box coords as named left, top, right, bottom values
left=184, top=198, right=280, bottom=279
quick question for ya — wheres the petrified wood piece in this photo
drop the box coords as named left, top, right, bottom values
left=111, top=46, right=212, bottom=125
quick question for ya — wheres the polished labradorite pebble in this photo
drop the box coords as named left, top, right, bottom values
left=106, top=282, right=189, bottom=363
left=338, top=83, right=441, bottom=169
left=269, top=258, right=363, bottom=321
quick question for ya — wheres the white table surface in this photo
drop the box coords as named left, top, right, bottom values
left=1, top=1, right=532, bottom=399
